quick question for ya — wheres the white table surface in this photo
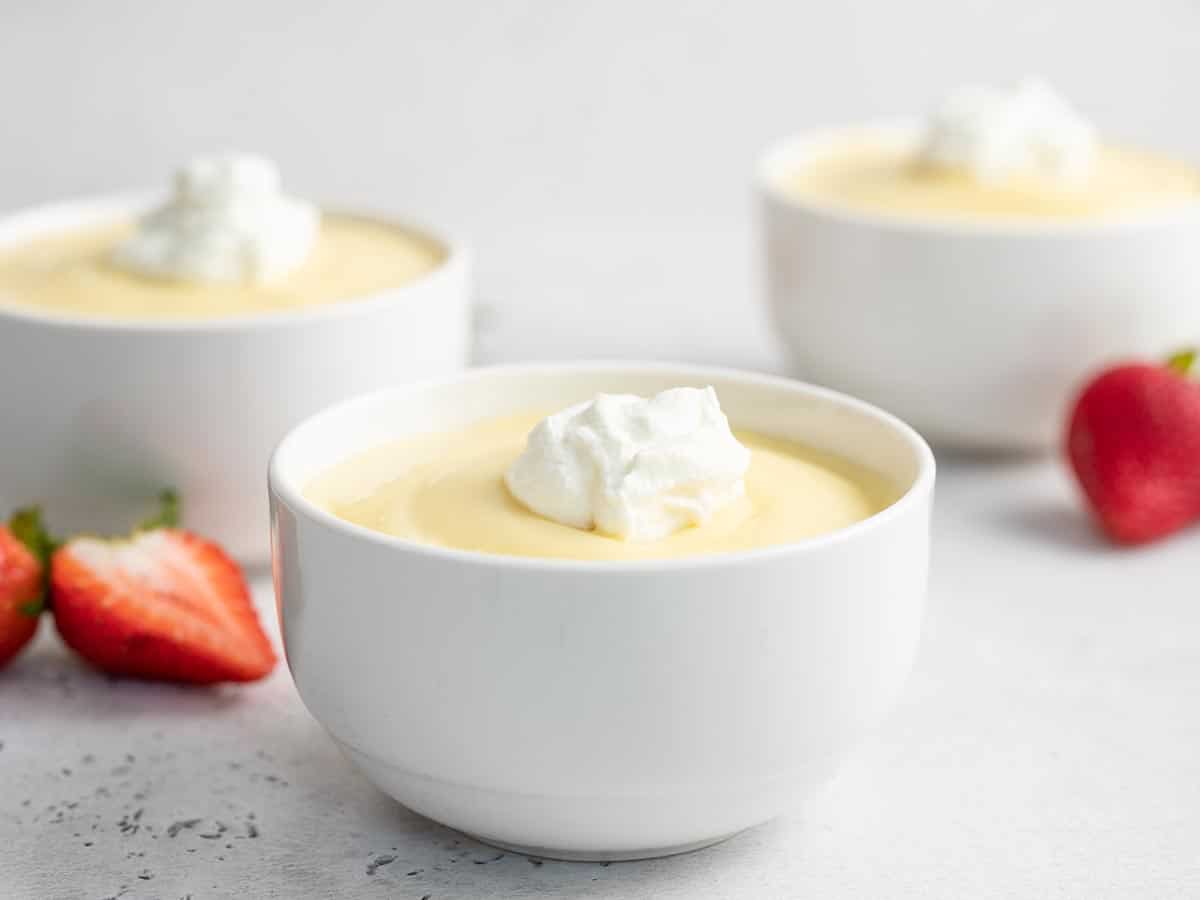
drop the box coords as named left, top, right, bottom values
left=4, top=302, right=1200, bottom=900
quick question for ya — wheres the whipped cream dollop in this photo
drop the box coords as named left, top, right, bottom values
left=113, top=153, right=319, bottom=284
left=920, top=79, right=1098, bottom=184
left=505, top=386, right=752, bottom=542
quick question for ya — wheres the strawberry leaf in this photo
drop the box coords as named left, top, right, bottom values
left=8, top=507, right=55, bottom=614
left=137, top=489, right=181, bottom=532
left=8, top=506, right=58, bottom=568
left=1166, top=349, right=1196, bottom=375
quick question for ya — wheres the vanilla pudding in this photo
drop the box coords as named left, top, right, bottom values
left=305, top=403, right=896, bottom=562
left=779, top=81, right=1200, bottom=222
left=0, top=216, right=444, bottom=320
left=0, top=154, right=444, bottom=320
left=0, top=155, right=471, bottom=562
left=761, top=79, right=1200, bottom=450
left=270, top=363, right=935, bottom=859
left=785, top=141, right=1199, bottom=222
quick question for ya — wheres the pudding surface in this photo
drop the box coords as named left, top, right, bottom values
left=0, top=214, right=445, bottom=320
left=781, top=137, right=1200, bottom=222
left=305, top=413, right=897, bottom=561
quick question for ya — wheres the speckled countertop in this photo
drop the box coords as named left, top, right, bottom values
left=5, top=452, right=1200, bottom=899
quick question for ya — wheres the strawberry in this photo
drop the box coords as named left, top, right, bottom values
left=1066, top=350, right=1200, bottom=545
left=50, top=492, right=276, bottom=683
left=0, top=507, right=55, bottom=669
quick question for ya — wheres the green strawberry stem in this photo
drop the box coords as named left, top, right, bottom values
left=1166, top=349, right=1196, bottom=375
left=137, top=489, right=181, bottom=532
left=8, top=506, right=58, bottom=616
left=9, top=507, right=58, bottom=568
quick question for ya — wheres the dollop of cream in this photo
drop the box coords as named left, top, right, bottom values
left=505, top=386, right=751, bottom=541
left=920, top=79, right=1098, bottom=184
left=113, top=153, right=319, bottom=284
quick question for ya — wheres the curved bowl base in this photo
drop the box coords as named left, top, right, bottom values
left=461, top=829, right=749, bottom=863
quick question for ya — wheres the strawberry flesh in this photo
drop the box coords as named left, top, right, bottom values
left=51, top=529, right=276, bottom=683
left=1066, top=362, right=1200, bottom=544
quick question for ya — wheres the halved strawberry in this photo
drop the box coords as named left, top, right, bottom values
left=0, top=507, right=54, bottom=669
left=50, top=494, right=275, bottom=683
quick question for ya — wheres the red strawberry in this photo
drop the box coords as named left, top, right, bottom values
left=51, top=493, right=276, bottom=683
left=0, top=508, right=54, bottom=668
left=1066, top=350, right=1200, bottom=545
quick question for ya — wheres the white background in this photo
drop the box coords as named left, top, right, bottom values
left=5, top=1, right=1200, bottom=367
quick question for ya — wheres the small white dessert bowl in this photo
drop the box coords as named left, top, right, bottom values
left=268, top=362, right=936, bottom=861
left=758, top=122, right=1200, bottom=452
left=0, top=193, right=471, bottom=563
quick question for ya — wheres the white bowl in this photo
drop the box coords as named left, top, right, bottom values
left=269, top=362, right=935, bottom=860
left=0, top=194, right=471, bottom=562
left=759, top=123, right=1200, bottom=451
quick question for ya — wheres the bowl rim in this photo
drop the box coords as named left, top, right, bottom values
left=0, top=191, right=471, bottom=334
left=268, top=361, right=937, bottom=573
left=756, top=119, right=1200, bottom=237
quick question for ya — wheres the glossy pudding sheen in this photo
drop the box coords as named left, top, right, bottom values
left=0, top=215, right=445, bottom=320
left=304, top=412, right=899, bottom=561
left=782, top=136, right=1200, bottom=221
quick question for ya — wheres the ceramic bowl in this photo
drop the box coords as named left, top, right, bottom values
left=269, top=362, right=935, bottom=860
left=759, top=122, right=1200, bottom=451
left=0, top=194, right=471, bottom=562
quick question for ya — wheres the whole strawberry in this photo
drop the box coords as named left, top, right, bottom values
left=1066, top=351, right=1200, bottom=544
left=0, top=508, right=54, bottom=668
left=51, top=492, right=276, bottom=683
